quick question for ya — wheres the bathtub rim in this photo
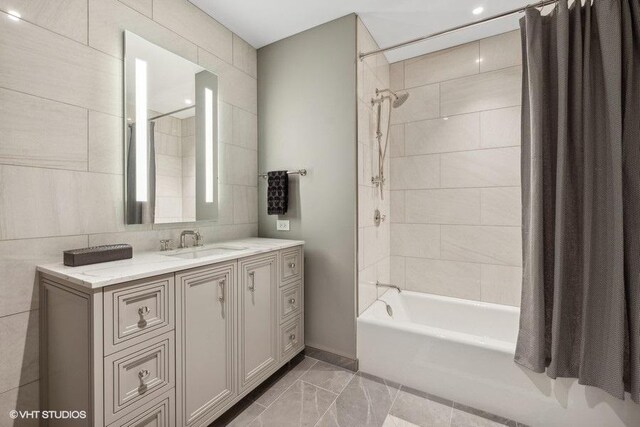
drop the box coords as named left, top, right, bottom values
left=358, top=290, right=519, bottom=355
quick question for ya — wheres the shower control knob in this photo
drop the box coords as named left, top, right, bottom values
left=374, top=209, right=386, bottom=226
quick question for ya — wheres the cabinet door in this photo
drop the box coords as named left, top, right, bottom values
left=176, top=262, right=237, bottom=426
left=239, top=253, right=278, bottom=391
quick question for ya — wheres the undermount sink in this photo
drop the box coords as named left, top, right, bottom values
left=166, top=246, right=248, bottom=259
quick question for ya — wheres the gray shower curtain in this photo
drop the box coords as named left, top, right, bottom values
left=515, top=0, right=640, bottom=402
left=126, top=122, right=156, bottom=224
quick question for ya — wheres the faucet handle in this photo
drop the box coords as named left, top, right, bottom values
left=195, top=232, right=203, bottom=247
left=160, top=239, right=173, bottom=251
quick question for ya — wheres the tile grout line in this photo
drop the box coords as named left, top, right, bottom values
left=390, top=222, right=521, bottom=228
left=384, top=104, right=522, bottom=128
left=391, top=255, right=522, bottom=269
left=384, top=383, right=403, bottom=425
left=86, top=109, right=90, bottom=172
left=401, top=64, right=522, bottom=92
left=312, top=387, right=340, bottom=427
left=390, top=144, right=521, bottom=160
left=249, top=358, right=319, bottom=414
left=299, top=379, right=343, bottom=396
left=0, top=379, right=40, bottom=398
left=311, top=369, right=357, bottom=427
left=448, top=401, right=455, bottom=426
left=0, top=308, right=38, bottom=321
left=389, top=185, right=520, bottom=192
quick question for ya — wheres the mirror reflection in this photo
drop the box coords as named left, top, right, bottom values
left=124, top=31, right=219, bottom=224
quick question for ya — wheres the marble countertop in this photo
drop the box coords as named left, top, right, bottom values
left=37, top=238, right=304, bottom=290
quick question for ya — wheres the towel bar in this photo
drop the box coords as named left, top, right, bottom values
left=258, top=169, right=307, bottom=179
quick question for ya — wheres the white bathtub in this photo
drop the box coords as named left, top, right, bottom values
left=357, top=290, right=640, bottom=427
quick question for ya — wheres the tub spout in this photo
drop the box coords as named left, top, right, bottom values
left=376, top=281, right=401, bottom=293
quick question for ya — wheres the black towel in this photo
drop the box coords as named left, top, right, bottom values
left=267, top=171, right=288, bottom=215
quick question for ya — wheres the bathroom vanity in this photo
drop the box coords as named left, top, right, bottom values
left=37, top=238, right=304, bottom=427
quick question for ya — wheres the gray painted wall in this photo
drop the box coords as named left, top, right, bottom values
left=257, top=14, right=358, bottom=358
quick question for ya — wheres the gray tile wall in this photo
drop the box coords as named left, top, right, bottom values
left=357, top=18, right=391, bottom=315
left=0, top=0, right=258, bottom=419
left=388, top=31, right=523, bottom=307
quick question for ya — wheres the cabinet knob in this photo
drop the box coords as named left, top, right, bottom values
left=138, top=306, right=150, bottom=317
left=289, top=298, right=296, bottom=305
left=289, top=333, right=296, bottom=341
left=289, top=262, right=296, bottom=269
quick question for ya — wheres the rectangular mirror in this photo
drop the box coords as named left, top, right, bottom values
left=124, top=31, right=219, bottom=224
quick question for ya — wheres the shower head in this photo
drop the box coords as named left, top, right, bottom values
left=393, top=92, right=409, bottom=108
left=373, top=88, right=409, bottom=108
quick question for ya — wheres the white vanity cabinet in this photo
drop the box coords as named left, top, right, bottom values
left=39, top=242, right=304, bottom=427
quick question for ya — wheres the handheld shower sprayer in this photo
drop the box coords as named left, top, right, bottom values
left=370, top=88, right=410, bottom=199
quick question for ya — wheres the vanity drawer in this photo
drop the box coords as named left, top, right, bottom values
left=107, top=390, right=174, bottom=427
left=279, top=281, right=302, bottom=324
left=104, top=274, right=175, bottom=355
left=104, top=332, right=175, bottom=425
left=280, top=315, right=303, bottom=360
left=280, top=247, right=302, bottom=285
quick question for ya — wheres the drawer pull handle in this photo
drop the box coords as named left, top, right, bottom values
left=289, top=333, right=296, bottom=341
left=289, top=298, right=296, bottom=305
left=137, top=306, right=150, bottom=328
left=289, top=262, right=296, bottom=269
left=138, top=369, right=150, bottom=381
left=218, top=279, right=225, bottom=302
left=138, top=369, right=150, bottom=393
left=248, top=272, right=255, bottom=292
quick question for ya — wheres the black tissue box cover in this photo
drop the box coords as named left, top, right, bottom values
left=63, top=244, right=133, bottom=267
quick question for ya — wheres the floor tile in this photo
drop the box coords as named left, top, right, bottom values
left=314, top=403, right=340, bottom=427
left=315, top=372, right=400, bottom=427
left=389, top=387, right=453, bottom=427
left=299, top=361, right=355, bottom=394
left=382, top=414, right=422, bottom=427
left=249, top=356, right=318, bottom=406
left=248, top=380, right=336, bottom=427
left=208, top=359, right=524, bottom=427
left=211, top=399, right=266, bottom=427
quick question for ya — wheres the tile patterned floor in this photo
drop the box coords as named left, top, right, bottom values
left=211, top=355, right=527, bottom=427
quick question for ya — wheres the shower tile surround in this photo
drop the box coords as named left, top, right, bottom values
left=357, top=18, right=392, bottom=314
left=387, top=30, right=523, bottom=307
left=0, top=0, right=257, bottom=416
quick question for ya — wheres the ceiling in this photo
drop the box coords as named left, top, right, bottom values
left=189, top=0, right=532, bottom=63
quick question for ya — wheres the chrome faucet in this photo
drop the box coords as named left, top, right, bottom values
left=179, top=230, right=202, bottom=248
left=376, top=281, right=401, bottom=293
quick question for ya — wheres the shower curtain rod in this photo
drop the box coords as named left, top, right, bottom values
left=148, top=105, right=195, bottom=121
left=358, top=0, right=559, bottom=60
